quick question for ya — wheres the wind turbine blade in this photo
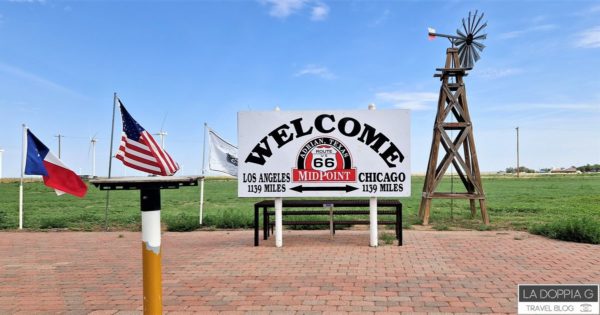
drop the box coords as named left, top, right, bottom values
left=159, top=112, right=169, bottom=132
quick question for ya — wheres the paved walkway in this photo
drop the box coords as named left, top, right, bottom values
left=1, top=230, right=598, bottom=314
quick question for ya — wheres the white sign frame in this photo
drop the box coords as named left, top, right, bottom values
left=237, top=110, right=410, bottom=198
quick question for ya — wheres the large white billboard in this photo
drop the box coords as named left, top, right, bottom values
left=238, top=110, right=410, bottom=197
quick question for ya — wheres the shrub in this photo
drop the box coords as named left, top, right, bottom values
left=380, top=232, right=396, bottom=245
left=165, top=213, right=200, bottom=232
left=39, top=217, right=69, bottom=229
left=202, top=209, right=252, bottom=229
left=476, top=224, right=492, bottom=231
left=433, top=224, right=450, bottom=231
left=529, top=217, right=600, bottom=244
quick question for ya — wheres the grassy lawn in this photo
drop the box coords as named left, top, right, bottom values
left=0, top=174, right=598, bottom=233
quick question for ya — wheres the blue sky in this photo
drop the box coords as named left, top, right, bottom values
left=0, top=0, right=599, bottom=178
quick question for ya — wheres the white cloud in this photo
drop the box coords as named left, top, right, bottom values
left=375, top=91, right=438, bottom=111
left=370, top=9, right=390, bottom=27
left=294, top=64, right=336, bottom=79
left=260, top=0, right=307, bottom=18
left=485, top=102, right=600, bottom=112
left=0, top=62, right=86, bottom=99
left=575, top=26, right=600, bottom=48
left=476, top=67, right=523, bottom=79
left=310, top=3, right=329, bottom=21
left=260, top=0, right=329, bottom=21
left=498, top=24, right=557, bottom=40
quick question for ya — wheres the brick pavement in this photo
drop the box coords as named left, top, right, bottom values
left=0, top=230, right=598, bottom=314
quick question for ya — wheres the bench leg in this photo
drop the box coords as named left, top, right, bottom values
left=263, top=207, right=268, bottom=240
left=254, top=205, right=259, bottom=246
left=398, top=204, right=403, bottom=246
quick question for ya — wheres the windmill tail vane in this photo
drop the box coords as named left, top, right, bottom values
left=427, top=10, right=488, bottom=69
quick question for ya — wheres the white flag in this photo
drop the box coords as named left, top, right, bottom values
left=208, top=128, right=238, bottom=177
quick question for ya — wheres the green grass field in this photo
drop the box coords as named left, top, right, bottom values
left=1, top=174, right=598, bottom=235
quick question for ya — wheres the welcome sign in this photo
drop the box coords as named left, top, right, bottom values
left=237, top=110, right=411, bottom=197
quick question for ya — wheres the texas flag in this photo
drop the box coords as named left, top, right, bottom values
left=24, top=129, right=87, bottom=197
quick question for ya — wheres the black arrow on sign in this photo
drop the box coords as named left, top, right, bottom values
left=290, top=185, right=358, bottom=193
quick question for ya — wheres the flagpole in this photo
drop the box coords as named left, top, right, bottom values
left=19, top=124, right=26, bottom=230
left=104, top=92, right=117, bottom=230
left=199, top=122, right=207, bottom=225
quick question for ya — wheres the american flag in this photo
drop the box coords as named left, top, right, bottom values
left=115, top=99, right=179, bottom=176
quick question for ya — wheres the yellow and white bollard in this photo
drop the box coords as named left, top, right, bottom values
left=141, top=189, right=162, bottom=314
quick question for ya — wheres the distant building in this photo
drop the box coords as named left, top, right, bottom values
left=550, top=167, right=579, bottom=174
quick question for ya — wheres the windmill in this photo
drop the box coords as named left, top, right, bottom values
left=419, top=11, right=489, bottom=225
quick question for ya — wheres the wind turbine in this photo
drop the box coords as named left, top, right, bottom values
left=154, top=113, right=168, bottom=149
left=154, top=130, right=167, bottom=149
left=88, top=134, right=98, bottom=177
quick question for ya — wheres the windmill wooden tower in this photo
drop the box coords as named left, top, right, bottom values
left=419, top=11, right=489, bottom=225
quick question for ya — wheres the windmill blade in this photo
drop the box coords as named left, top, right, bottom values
left=459, top=45, right=468, bottom=68
left=467, top=11, right=473, bottom=34
left=473, top=22, right=487, bottom=36
left=472, top=41, right=486, bottom=51
left=460, top=51, right=467, bottom=68
left=473, top=33, right=487, bottom=40
left=464, top=45, right=473, bottom=68
left=462, top=18, right=469, bottom=36
left=457, top=28, right=467, bottom=39
left=468, top=47, right=476, bottom=68
left=458, top=45, right=467, bottom=67
left=455, top=38, right=466, bottom=46
left=471, top=11, right=484, bottom=34
left=471, top=46, right=481, bottom=62
left=463, top=46, right=470, bottom=68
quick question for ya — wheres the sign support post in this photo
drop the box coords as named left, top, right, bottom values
left=273, top=105, right=284, bottom=248
left=368, top=104, right=378, bottom=247
left=274, top=197, right=283, bottom=247
left=90, top=176, right=200, bottom=314
left=369, top=197, right=378, bottom=247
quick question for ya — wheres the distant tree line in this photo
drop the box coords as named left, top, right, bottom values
left=505, top=164, right=600, bottom=173
left=505, top=166, right=535, bottom=173
left=576, top=164, right=600, bottom=172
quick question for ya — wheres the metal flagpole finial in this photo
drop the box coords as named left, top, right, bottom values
left=368, top=103, right=376, bottom=111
